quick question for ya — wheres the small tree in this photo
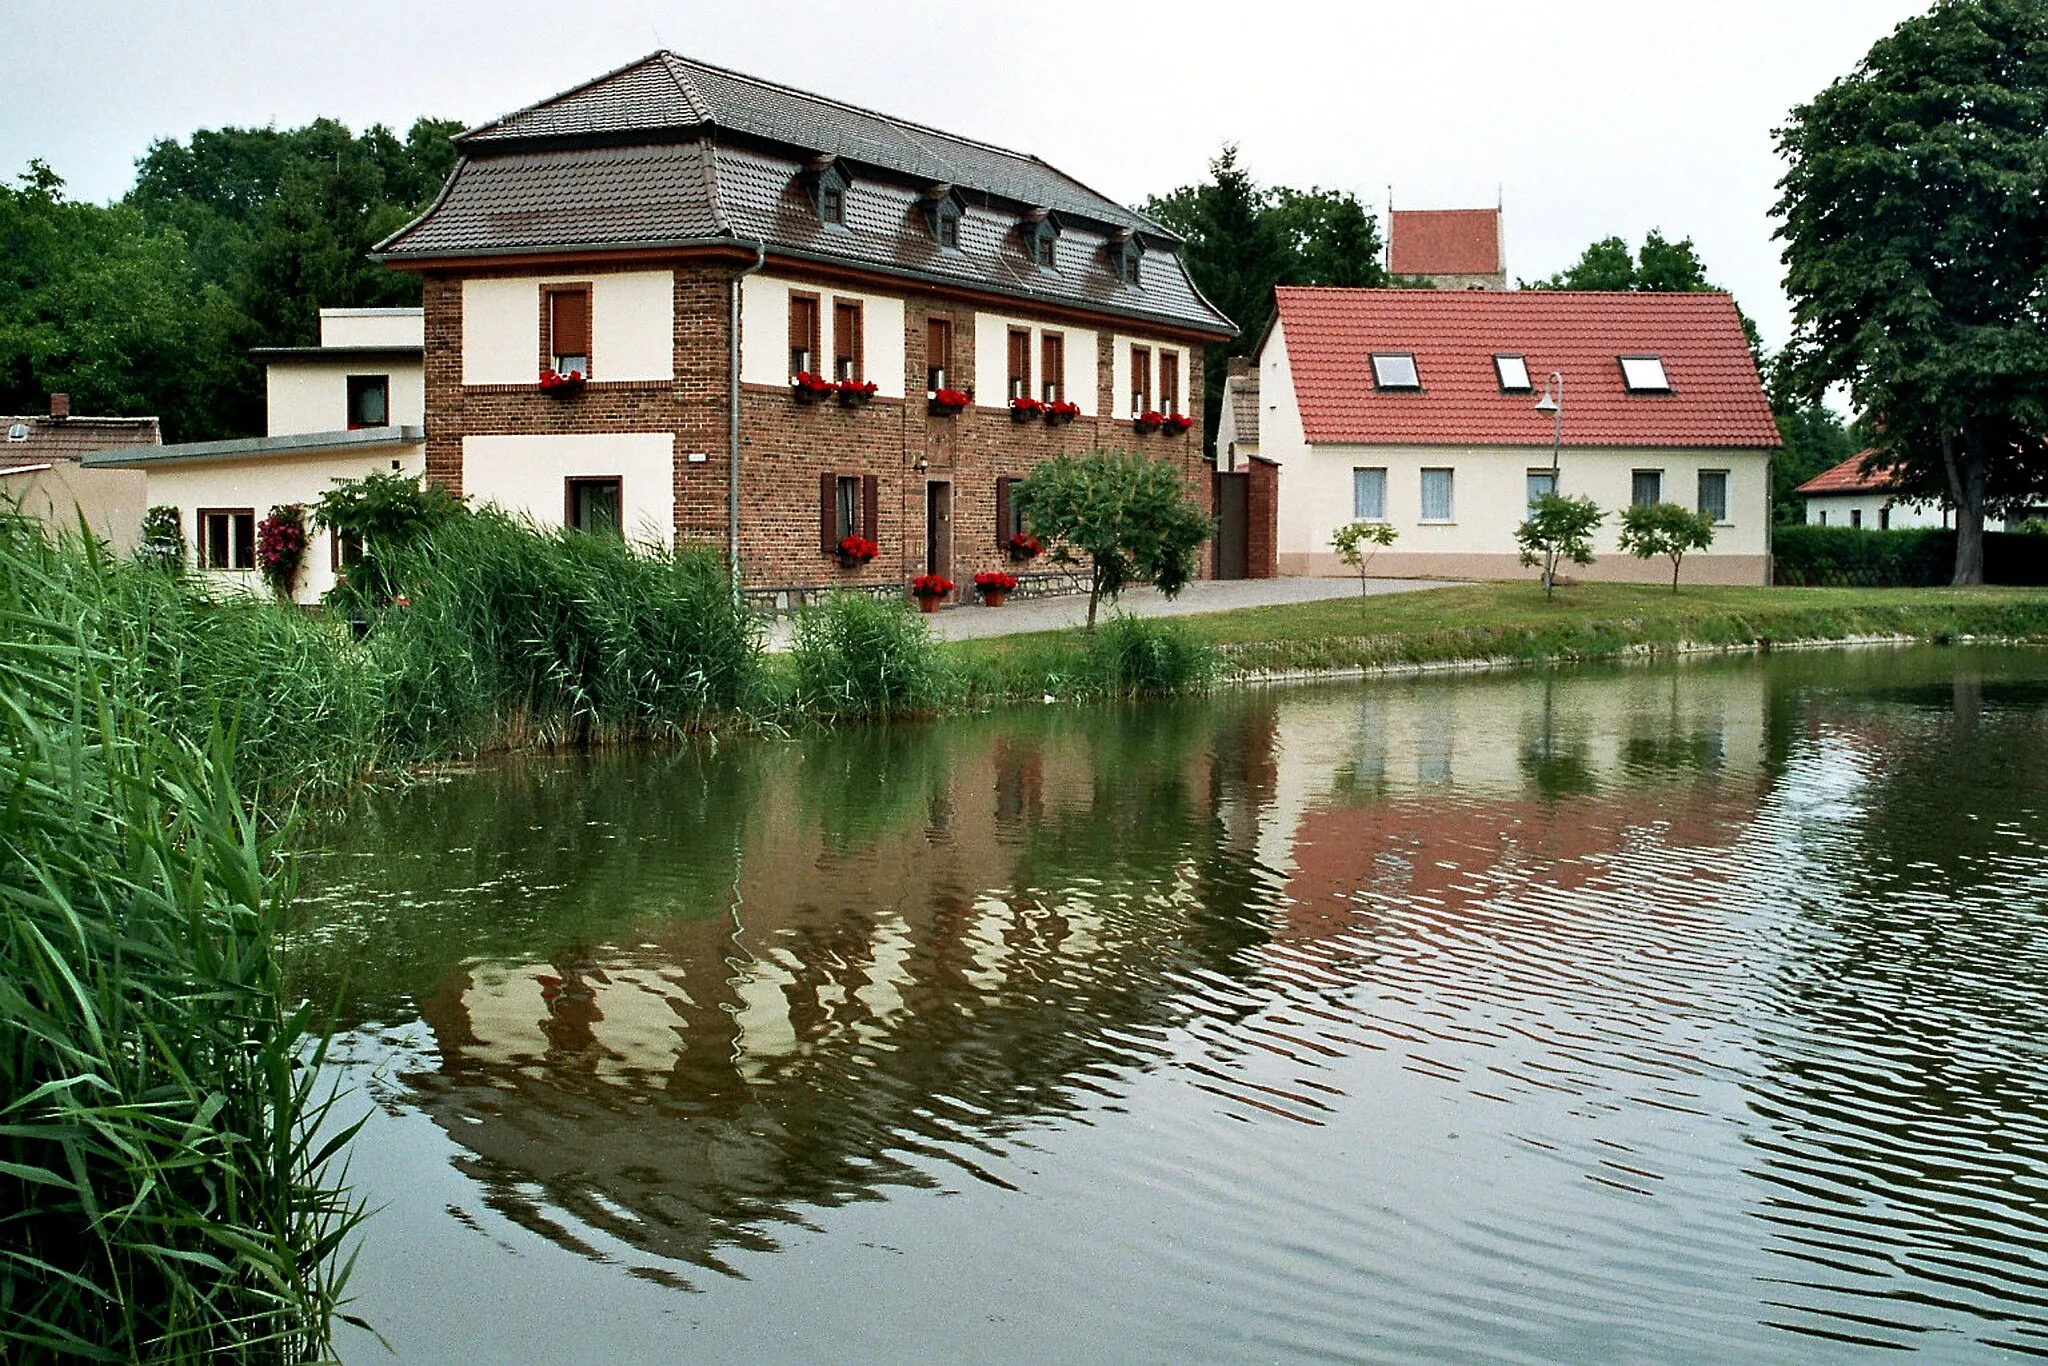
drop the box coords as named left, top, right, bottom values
left=1330, top=520, right=1398, bottom=595
left=136, top=505, right=185, bottom=572
left=1515, top=493, right=1604, bottom=598
left=1014, top=448, right=1211, bottom=629
left=1620, top=501, right=1716, bottom=592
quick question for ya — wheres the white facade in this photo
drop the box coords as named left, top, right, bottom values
left=969, top=311, right=1097, bottom=412
left=462, top=432, right=675, bottom=545
left=463, top=272, right=676, bottom=386
left=267, top=361, right=425, bottom=437
left=738, top=273, right=908, bottom=397
left=1109, top=334, right=1192, bottom=420
left=319, top=307, right=423, bottom=349
left=1803, top=492, right=1949, bottom=530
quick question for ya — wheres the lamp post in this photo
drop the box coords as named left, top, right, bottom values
left=1535, top=371, right=1563, bottom=485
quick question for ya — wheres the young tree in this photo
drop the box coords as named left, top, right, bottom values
left=1515, top=492, right=1605, bottom=598
left=1014, top=449, right=1211, bottom=629
left=1620, top=501, right=1716, bottom=592
left=1330, top=520, right=1398, bottom=595
left=1775, top=0, right=2048, bottom=584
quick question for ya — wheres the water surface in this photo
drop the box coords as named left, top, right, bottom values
left=293, top=647, right=2048, bottom=1363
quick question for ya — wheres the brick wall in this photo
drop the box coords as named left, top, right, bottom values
left=1247, top=456, right=1279, bottom=579
left=424, top=260, right=1213, bottom=598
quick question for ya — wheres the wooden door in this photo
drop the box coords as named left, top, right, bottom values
left=926, top=481, right=953, bottom=589
left=1214, top=473, right=1249, bottom=580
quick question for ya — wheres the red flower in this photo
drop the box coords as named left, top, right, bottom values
left=974, top=571, right=1018, bottom=592
left=835, top=378, right=879, bottom=396
left=1046, top=400, right=1082, bottom=420
left=910, top=573, right=955, bottom=598
left=836, top=534, right=879, bottom=562
left=1006, top=532, right=1042, bottom=560
left=540, top=368, right=586, bottom=390
left=930, top=387, right=971, bottom=408
left=1010, top=396, right=1047, bottom=418
left=1164, top=412, right=1195, bottom=433
left=793, top=371, right=836, bottom=395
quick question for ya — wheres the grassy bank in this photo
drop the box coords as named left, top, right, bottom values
left=945, top=583, right=2048, bottom=680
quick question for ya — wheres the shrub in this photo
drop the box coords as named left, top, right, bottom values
left=1619, top=500, right=1716, bottom=591
left=1078, top=613, right=1216, bottom=697
left=1015, top=448, right=1212, bottom=628
left=136, top=504, right=185, bottom=572
left=1516, top=492, right=1605, bottom=597
left=1772, top=525, right=1951, bottom=586
left=789, top=590, right=950, bottom=718
left=1331, top=520, right=1398, bottom=594
left=312, top=471, right=464, bottom=610
left=254, top=503, right=308, bottom=598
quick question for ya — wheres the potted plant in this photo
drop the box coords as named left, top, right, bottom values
left=1044, top=400, right=1081, bottom=427
left=1164, top=412, right=1195, bottom=434
left=792, top=371, right=836, bottom=405
left=909, top=573, right=954, bottom=611
left=1006, top=532, right=1042, bottom=562
left=540, top=367, right=586, bottom=396
left=836, top=377, right=879, bottom=408
left=974, top=570, right=1018, bottom=607
left=1010, top=396, right=1047, bottom=424
left=1133, top=409, right=1165, bottom=434
left=928, top=387, right=971, bottom=416
left=836, top=534, right=879, bottom=566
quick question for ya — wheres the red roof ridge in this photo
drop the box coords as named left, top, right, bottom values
left=1795, top=449, right=1901, bottom=496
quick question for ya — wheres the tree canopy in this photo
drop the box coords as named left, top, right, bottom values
left=1523, top=230, right=1717, bottom=294
left=1775, top=0, right=2048, bottom=583
left=1014, top=449, right=1212, bottom=628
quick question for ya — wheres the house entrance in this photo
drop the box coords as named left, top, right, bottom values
left=925, top=481, right=953, bottom=587
left=1214, top=472, right=1249, bottom=580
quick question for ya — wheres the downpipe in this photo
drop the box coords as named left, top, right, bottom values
left=730, top=240, right=767, bottom=594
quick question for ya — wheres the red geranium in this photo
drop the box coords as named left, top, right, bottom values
left=974, top=571, right=1018, bottom=592
left=1006, top=532, right=1042, bottom=560
left=1009, top=396, right=1047, bottom=422
left=540, top=367, right=586, bottom=391
left=1164, top=412, right=1195, bottom=433
left=836, top=534, right=878, bottom=563
left=793, top=371, right=836, bottom=397
left=1134, top=409, right=1165, bottom=433
left=909, top=573, right=955, bottom=599
left=1045, top=400, right=1082, bottom=423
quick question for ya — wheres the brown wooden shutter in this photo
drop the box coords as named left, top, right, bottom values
left=790, top=295, right=820, bottom=375
left=820, top=472, right=837, bottom=552
left=861, top=475, right=879, bottom=541
left=834, top=300, right=864, bottom=381
left=995, top=477, right=1014, bottom=549
left=1161, top=351, right=1180, bottom=414
left=550, top=289, right=590, bottom=358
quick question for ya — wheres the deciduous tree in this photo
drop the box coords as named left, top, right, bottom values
left=1515, top=492, right=1605, bottom=598
left=1330, top=520, right=1398, bottom=595
left=1619, top=501, right=1716, bottom=592
left=1014, top=449, right=1212, bottom=629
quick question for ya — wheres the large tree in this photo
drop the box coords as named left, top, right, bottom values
left=1775, top=0, right=2048, bottom=584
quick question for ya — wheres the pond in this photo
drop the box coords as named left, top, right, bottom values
left=292, top=646, right=2048, bottom=1363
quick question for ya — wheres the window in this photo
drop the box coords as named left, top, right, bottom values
left=1024, top=215, right=1059, bottom=269
left=1620, top=355, right=1671, bottom=392
left=5, top=422, right=26, bottom=443
left=346, top=375, right=389, bottom=429
left=1495, top=355, right=1531, bottom=391
left=1131, top=345, right=1152, bottom=414
left=1850, top=508, right=1863, bottom=529
left=833, top=299, right=864, bottom=382
left=1353, top=468, right=1387, bottom=521
left=1007, top=328, right=1032, bottom=401
left=1880, top=506, right=1891, bottom=531
left=566, top=478, right=622, bottom=537
left=198, top=509, right=255, bottom=570
left=547, top=287, right=591, bottom=376
left=1817, top=509, right=1828, bottom=526
left=1110, top=234, right=1142, bottom=285
left=1697, top=470, right=1729, bottom=523
left=1420, top=468, right=1454, bottom=522
left=820, top=472, right=878, bottom=548
left=332, top=528, right=365, bottom=572
left=996, top=476, right=1027, bottom=545
left=1527, top=468, right=1557, bottom=508
left=789, top=293, right=821, bottom=378
left=806, top=163, right=851, bottom=227
left=1160, top=351, right=1181, bottom=417
left=924, top=191, right=964, bottom=249
left=1371, top=353, right=1420, bottom=389
left=1632, top=470, right=1664, bottom=507
left=835, top=476, right=860, bottom=540
left=1041, top=333, right=1064, bottom=404
left=927, top=317, right=954, bottom=392
left=820, top=184, right=845, bottom=225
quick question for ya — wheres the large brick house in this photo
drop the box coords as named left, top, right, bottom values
left=373, top=52, right=1236, bottom=601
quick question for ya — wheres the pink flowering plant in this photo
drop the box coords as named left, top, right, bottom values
left=255, top=504, right=308, bottom=596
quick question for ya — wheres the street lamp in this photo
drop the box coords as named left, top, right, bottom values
left=1535, top=372, right=1563, bottom=485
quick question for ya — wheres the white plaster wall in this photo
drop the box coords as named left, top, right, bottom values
left=739, top=274, right=906, bottom=397
left=1, top=463, right=145, bottom=552
left=1262, top=320, right=1312, bottom=536
left=463, top=272, right=674, bottom=385
left=319, top=308, right=423, bottom=348
left=462, top=433, right=675, bottom=545
left=1277, top=441, right=1771, bottom=563
left=143, top=441, right=425, bottom=604
left=1804, top=493, right=1949, bottom=529
left=1109, top=335, right=1192, bottom=419
left=971, top=313, right=1098, bottom=414
left=266, top=361, right=425, bottom=436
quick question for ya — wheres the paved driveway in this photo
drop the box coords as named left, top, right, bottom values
left=763, top=576, right=1453, bottom=649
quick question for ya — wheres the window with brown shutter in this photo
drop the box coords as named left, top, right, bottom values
left=996, top=476, right=1026, bottom=547
left=820, top=473, right=880, bottom=550
left=1040, top=333, right=1064, bottom=404
left=1007, top=328, right=1031, bottom=401
left=1131, top=345, right=1152, bottom=414
left=1160, top=351, right=1180, bottom=417
left=927, top=317, right=954, bottom=392
left=547, top=287, right=591, bottom=375
left=789, top=293, right=822, bottom=378
left=833, top=300, right=864, bottom=383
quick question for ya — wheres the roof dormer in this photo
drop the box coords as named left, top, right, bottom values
left=801, top=156, right=852, bottom=228
left=1109, top=229, right=1144, bottom=286
left=922, top=184, right=966, bottom=250
left=1021, top=209, right=1060, bottom=271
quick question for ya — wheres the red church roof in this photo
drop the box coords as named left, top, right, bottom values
left=1389, top=209, right=1501, bottom=277
left=1795, top=450, right=1897, bottom=496
left=1270, top=287, right=1780, bottom=449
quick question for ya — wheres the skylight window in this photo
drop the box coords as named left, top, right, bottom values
left=1371, top=353, right=1420, bottom=389
left=1619, top=355, right=1671, bottom=392
left=1495, top=354, right=1531, bottom=391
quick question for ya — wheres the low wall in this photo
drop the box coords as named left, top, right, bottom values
left=1277, top=550, right=1771, bottom=586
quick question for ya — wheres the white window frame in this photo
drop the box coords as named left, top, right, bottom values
left=1420, top=467, right=1455, bottom=523
left=1697, top=469, right=1731, bottom=524
left=1371, top=353, right=1421, bottom=390
left=1495, top=354, right=1532, bottom=391
left=1353, top=467, right=1388, bottom=521
left=1619, top=355, right=1671, bottom=392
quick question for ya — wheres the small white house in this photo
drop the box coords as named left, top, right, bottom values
left=87, top=308, right=426, bottom=603
left=1796, top=451, right=1951, bottom=530
left=1257, top=287, right=1780, bottom=584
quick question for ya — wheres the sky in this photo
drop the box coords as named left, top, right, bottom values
left=3, top=0, right=1931, bottom=354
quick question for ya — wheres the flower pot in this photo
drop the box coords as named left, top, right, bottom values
left=1010, top=406, right=1039, bottom=424
left=980, top=591, right=1006, bottom=608
left=837, top=390, right=872, bottom=408
left=917, top=595, right=942, bottom=613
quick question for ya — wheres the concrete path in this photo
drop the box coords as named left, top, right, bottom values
left=763, top=576, right=1453, bottom=650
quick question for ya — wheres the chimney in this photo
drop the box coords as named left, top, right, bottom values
left=48, top=393, right=69, bottom=420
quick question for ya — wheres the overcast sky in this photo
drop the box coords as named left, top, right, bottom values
left=5, top=0, right=1927, bottom=352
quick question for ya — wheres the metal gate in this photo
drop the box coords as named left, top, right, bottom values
left=1214, top=472, right=1249, bottom=580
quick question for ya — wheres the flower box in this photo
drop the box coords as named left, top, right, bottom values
left=1133, top=409, right=1165, bottom=434
left=1010, top=396, right=1047, bottom=424
left=910, top=573, right=954, bottom=610
left=1006, top=532, right=1042, bottom=562
left=974, top=571, right=1018, bottom=607
left=835, top=534, right=878, bottom=566
left=928, top=387, right=971, bottom=416
left=1164, top=412, right=1195, bottom=434
left=1044, top=400, right=1081, bottom=427
left=792, top=371, right=836, bottom=405
left=540, top=368, right=586, bottom=396
left=836, top=378, right=879, bottom=407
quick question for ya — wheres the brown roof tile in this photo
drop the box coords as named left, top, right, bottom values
left=1389, top=209, right=1501, bottom=277
left=1795, top=450, right=1898, bottom=495
left=1, top=415, right=161, bottom=464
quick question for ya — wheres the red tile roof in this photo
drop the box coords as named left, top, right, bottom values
left=1271, top=287, right=1779, bottom=449
left=1795, top=450, right=1897, bottom=496
left=0, top=415, right=161, bottom=463
left=1388, top=209, right=1501, bottom=277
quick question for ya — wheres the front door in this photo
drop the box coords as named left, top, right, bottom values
left=926, top=481, right=953, bottom=591
left=1214, top=472, right=1249, bottom=579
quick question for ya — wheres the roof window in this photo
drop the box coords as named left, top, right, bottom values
left=922, top=187, right=965, bottom=250
left=1494, top=355, right=1531, bottom=391
left=1371, top=353, right=1420, bottom=389
left=1619, top=355, right=1671, bottom=392
left=1022, top=212, right=1060, bottom=271
left=1109, top=231, right=1143, bottom=286
left=802, top=160, right=852, bottom=228
left=6, top=422, right=27, bottom=442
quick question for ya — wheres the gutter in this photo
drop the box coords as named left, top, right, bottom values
left=731, top=240, right=767, bottom=583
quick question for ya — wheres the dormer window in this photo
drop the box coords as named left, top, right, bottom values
left=1371, top=353, right=1420, bottom=389
left=1620, top=355, right=1671, bottom=392
left=1494, top=354, right=1531, bottom=392
left=922, top=187, right=965, bottom=250
left=1022, top=213, right=1060, bottom=270
left=803, top=161, right=852, bottom=228
left=1109, top=232, right=1143, bottom=286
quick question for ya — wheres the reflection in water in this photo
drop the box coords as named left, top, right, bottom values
left=293, top=648, right=2048, bottom=1363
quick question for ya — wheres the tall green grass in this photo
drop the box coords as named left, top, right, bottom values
left=0, top=514, right=363, bottom=1361
left=787, top=591, right=952, bottom=719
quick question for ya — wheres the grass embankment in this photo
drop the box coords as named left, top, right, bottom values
left=945, top=582, right=2048, bottom=680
